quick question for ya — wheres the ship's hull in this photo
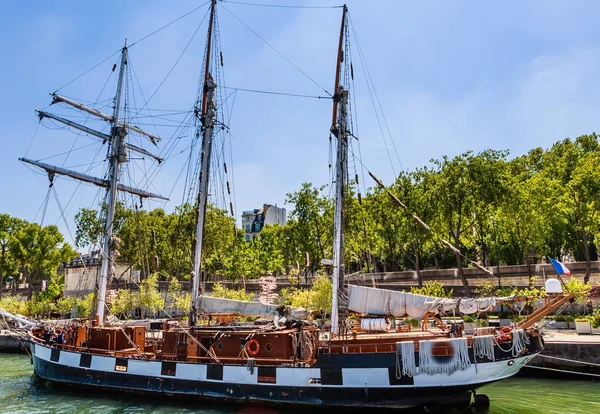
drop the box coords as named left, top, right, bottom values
left=29, top=339, right=541, bottom=409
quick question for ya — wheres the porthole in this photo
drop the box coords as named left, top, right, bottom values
left=216, top=343, right=224, bottom=351
left=507, top=360, right=515, bottom=366
left=265, top=343, right=273, bottom=352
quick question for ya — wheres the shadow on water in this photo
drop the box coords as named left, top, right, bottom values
left=2, top=354, right=599, bottom=414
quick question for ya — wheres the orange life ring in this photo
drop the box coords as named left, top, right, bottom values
left=246, top=339, right=260, bottom=355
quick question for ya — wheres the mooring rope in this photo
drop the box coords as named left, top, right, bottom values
left=535, top=354, right=600, bottom=368
left=524, top=365, right=600, bottom=378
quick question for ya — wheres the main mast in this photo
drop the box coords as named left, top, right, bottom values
left=96, top=43, right=129, bottom=324
left=190, top=0, right=218, bottom=326
left=330, top=5, right=349, bottom=337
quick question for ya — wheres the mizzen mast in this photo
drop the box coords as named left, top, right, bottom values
left=190, top=0, right=218, bottom=326
left=330, top=5, right=349, bottom=337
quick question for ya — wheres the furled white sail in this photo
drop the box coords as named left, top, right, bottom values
left=195, top=295, right=312, bottom=320
left=347, top=285, right=497, bottom=318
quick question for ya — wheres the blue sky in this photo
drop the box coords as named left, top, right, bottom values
left=2, top=0, right=600, bottom=250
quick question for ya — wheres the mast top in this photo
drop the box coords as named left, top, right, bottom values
left=331, top=4, right=348, bottom=137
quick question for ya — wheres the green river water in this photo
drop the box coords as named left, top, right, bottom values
left=1, top=353, right=597, bottom=414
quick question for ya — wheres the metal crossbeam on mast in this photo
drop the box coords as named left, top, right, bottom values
left=36, top=110, right=164, bottom=163
left=51, top=93, right=161, bottom=146
left=19, top=158, right=168, bottom=200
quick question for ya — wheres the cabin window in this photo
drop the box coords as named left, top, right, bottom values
left=115, top=358, right=128, bottom=372
left=257, top=366, right=276, bottom=384
left=150, top=322, right=163, bottom=330
left=265, top=343, right=273, bottom=352
left=80, top=353, right=92, bottom=368
left=161, top=361, right=177, bottom=376
left=207, top=364, right=223, bottom=381
left=50, top=348, right=60, bottom=362
left=320, top=368, right=343, bottom=385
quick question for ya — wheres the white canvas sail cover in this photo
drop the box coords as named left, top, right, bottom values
left=195, top=295, right=312, bottom=320
left=347, top=285, right=496, bottom=318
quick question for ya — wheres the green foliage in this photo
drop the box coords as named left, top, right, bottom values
left=27, top=295, right=55, bottom=319
left=496, top=286, right=519, bottom=297
left=564, top=278, right=592, bottom=303
left=280, top=275, right=332, bottom=311
left=9, top=133, right=600, bottom=305
left=55, top=297, right=77, bottom=318
left=0, top=295, right=28, bottom=315
left=139, top=273, right=164, bottom=317
left=9, top=221, right=76, bottom=288
left=474, top=280, right=496, bottom=297
left=76, top=293, right=95, bottom=318
left=285, top=183, right=332, bottom=273
left=403, top=317, right=419, bottom=327
left=554, top=314, right=574, bottom=322
left=110, top=289, right=137, bottom=318
left=167, top=277, right=191, bottom=313
left=590, top=310, right=600, bottom=329
left=211, top=282, right=254, bottom=301
left=411, top=280, right=452, bottom=298
left=462, top=314, right=476, bottom=323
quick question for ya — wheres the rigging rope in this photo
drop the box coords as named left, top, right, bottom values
left=365, top=168, right=495, bottom=278
left=223, top=86, right=330, bottom=99
left=221, top=0, right=344, bottom=8
left=130, top=8, right=211, bottom=122
left=129, top=1, right=212, bottom=48
left=219, top=2, right=332, bottom=96
left=348, top=13, right=403, bottom=174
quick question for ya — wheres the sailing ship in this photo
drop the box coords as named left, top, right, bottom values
left=20, top=2, right=575, bottom=410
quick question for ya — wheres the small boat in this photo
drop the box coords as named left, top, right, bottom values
left=19, top=2, right=575, bottom=410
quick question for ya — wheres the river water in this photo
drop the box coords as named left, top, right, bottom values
left=1, top=353, right=597, bottom=414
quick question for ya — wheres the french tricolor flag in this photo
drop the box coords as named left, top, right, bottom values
left=549, top=257, right=571, bottom=276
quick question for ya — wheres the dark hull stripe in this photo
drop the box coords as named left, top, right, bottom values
left=33, top=356, right=484, bottom=409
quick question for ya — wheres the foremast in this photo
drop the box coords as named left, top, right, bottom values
left=20, top=42, right=166, bottom=326
left=190, top=0, right=218, bottom=326
left=95, top=43, right=128, bottom=324
left=330, top=5, right=349, bottom=337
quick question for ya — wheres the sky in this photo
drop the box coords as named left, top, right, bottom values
left=2, top=0, right=600, bottom=251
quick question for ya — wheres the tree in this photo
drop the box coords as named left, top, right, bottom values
left=0, top=214, right=25, bottom=298
left=138, top=273, right=164, bottom=318
left=10, top=222, right=76, bottom=296
left=280, top=274, right=332, bottom=312
left=427, top=150, right=509, bottom=296
left=167, top=276, right=191, bottom=315
left=285, top=183, right=332, bottom=273
left=111, top=289, right=138, bottom=319
left=211, top=282, right=254, bottom=301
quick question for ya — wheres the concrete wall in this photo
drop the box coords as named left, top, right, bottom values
left=0, top=333, right=23, bottom=352
left=524, top=341, right=600, bottom=378
left=64, top=263, right=138, bottom=298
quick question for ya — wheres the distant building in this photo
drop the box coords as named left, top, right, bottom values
left=241, top=204, right=286, bottom=241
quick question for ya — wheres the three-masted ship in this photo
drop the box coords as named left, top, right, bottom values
left=22, top=2, right=574, bottom=410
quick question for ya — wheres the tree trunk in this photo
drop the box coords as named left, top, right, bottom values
left=582, top=230, right=591, bottom=284
left=455, top=253, right=471, bottom=297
